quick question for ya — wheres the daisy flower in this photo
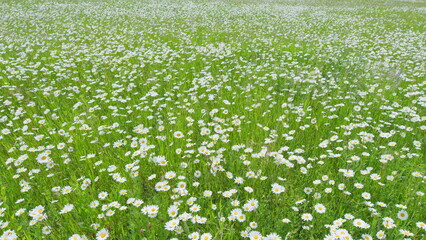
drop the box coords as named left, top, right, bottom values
left=174, top=131, right=184, bottom=138
left=397, top=210, right=408, bottom=220
left=314, top=204, right=326, bottom=214
left=301, top=213, right=313, bottom=221
left=60, top=204, right=74, bottom=214
left=96, top=228, right=109, bottom=240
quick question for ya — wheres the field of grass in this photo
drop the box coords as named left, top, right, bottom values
left=0, top=0, right=425, bottom=239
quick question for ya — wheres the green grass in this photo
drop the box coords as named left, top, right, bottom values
left=0, top=0, right=425, bottom=239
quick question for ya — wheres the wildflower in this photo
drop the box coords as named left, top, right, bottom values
left=416, top=222, right=426, bottom=230
left=174, top=131, right=184, bottom=138
left=42, top=226, right=52, bottom=235
left=142, top=205, right=159, bottom=218
left=200, top=233, right=212, bottom=240
left=301, top=213, right=313, bottom=221
left=271, top=183, right=285, bottom=194
left=376, top=230, right=386, bottom=239
left=98, top=191, right=108, bottom=199
left=188, top=232, right=200, bottom=240
left=60, top=204, right=74, bottom=214
left=361, top=234, right=373, bottom=240
left=399, top=229, right=414, bottom=237
left=249, top=231, right=262, bottom=240
left=361, top=192, right=371, bottom=200
left=397, top=210, right=408, bottom=220
left=314, top=204, right=326, bottom=214
left=69, top=234, right=82, bottom=240
left=96, top=228, right=109, bottom=240
left=282, top=218, right=291, bottom=223
left=168, top=205, right=179, bottom=217
left=266, top=232, right=281, bottom=240
left=353, top=219, right=369, bottom=229
left=165, top=219, right=180, bottom=231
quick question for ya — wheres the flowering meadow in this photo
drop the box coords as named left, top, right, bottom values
left=0, top=0, right=425, bottom=239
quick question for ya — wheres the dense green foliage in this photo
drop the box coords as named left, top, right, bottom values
left=0, top=0, right=425, bottom=239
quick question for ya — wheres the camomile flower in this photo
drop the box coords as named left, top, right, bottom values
left=35, top=213, right=47, bottom=221
left=266, top=232, right=281, bottom=240
left=246, top=199, right=259, bottom=209
left=399, top=229, right=414, bottom=237
left=168, top=205, right=179, bottom=217
left=416, top=222, right=426, bottom=230
left=142, top=205, right=159, bottom=218
left=249, top=231, right=262, bottom=240
left=249, top=222, right=258, bottom=229
left=165, top=171, right=176, bottom=179
left=60, top=204, right=74, bottom=214
left=376, top=230, right=386, bottom=239
left=413, top=141, right=421, bottom=148
left=15, top=208, right=26, bottom=216
left=301, top=213, right=313, bottom=221
left=324, top=235, right=334, bottom=240
left=361, top=234, right=373, bottom=240
left=370, top=173, right=380, bottom=180
left=98, top=191, right=108, bottom=199
left=282, top=218, right=291, bottom=223
left=200, top=233, right=212, bottom=240
left=165, top=218, right=180, bottom=231
left=62, top=186, right=72, bottom=195
left=236, top=213, right=246, bottom=222
left=96, top=228, right=109, bottom=240
left=57, top=142, right=66, bottom=149
left=174, top=131, right=184, bottom=138
left=361, top=192, right=371, bottom=200
left=234, top=177, right=244, bottom=184
left=397, top=210, right=408, bottom=220
left=314, top=204, right=326, bottom=214
left=189, top=204, right=201, bottom=212
left=271, top=183, right=285, bottom=194
left=382, top=220, right=396, bottom=229
left=304, top=187, right=313, bottom=194
left=188, top=232, right=200, bottom=240
left=42, top=226, right=52, bottom=235
left=106, top=209, right=115, bottom=216
left=36, top=152, right=51, bottom=164
left=1, top=128, right=11, bottom=135
left=203, top=190, right=212, bottom=197
left=69, top=234, right=82, bottom=240
left=395, top=204, right=407, bottom=209
left=353, top=219, right=369, bottom=229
